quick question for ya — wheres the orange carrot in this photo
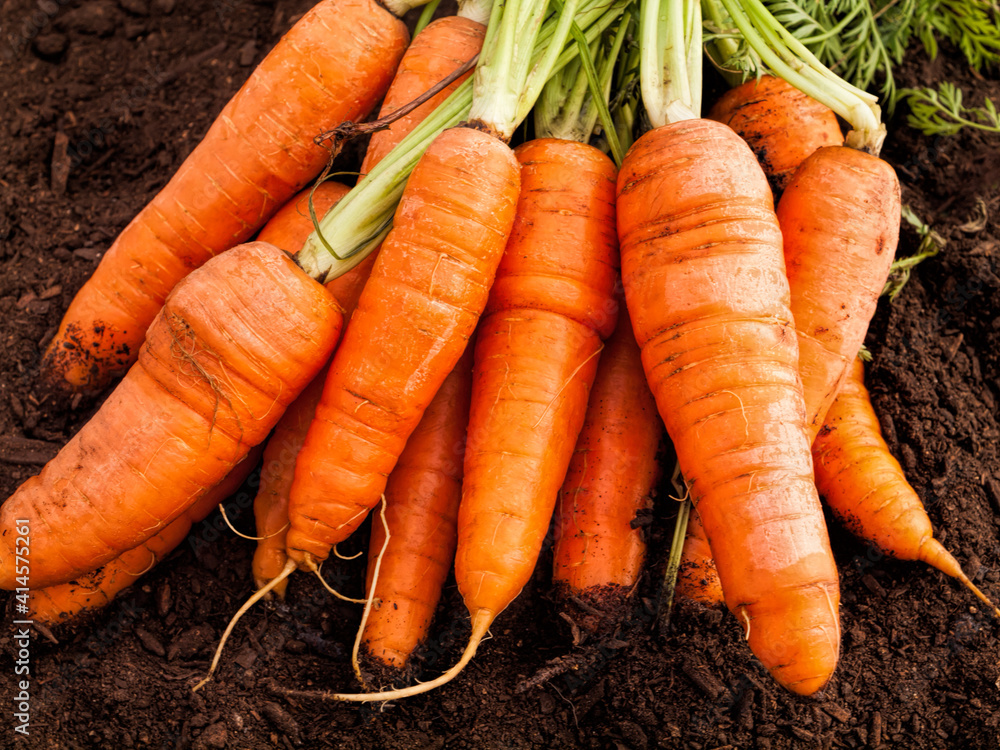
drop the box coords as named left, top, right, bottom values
left=248, top=181, right=372, bottom=599
left=0, top=241, right=342, bottom=590
left=251, top=15, right=486, bottom=598
left=251, top=372, right=330, bottom=599
left=27, top=446, right=262, bottom=626
left=676, top=510, right=725, bottom=607
left=359, top=15, right=486, bottom=180
left=40, top=0, right=409, bottom=394
left=360, top=346, right=473, bottom=672
left=551, top=299, right=661, bottom=622
left=452, top=136, right=618, bottom=665
left=813, top=358, right=1000, bottom=619
left=284, top=126, right=519, bottom=571
left=708, top=75, right=843, bottom=197
left=778, top=146, right=900, bottom=441
left=617, top=118, right=840, bottom=696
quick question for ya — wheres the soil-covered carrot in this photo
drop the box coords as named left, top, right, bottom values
left=0, top=242, right=342, bottom=590
left=26, top=446, right=262, bottom=626
left=813, top=358, right=1000, bottom=618
left=40, top=0, right=410, bottom=394
left=551, top=300, right=661, bottom=624
left=707, top=75, right=843, bottom=196
left=676, top=510, right=725, bottom=607
left=360, top=347, right=473, bottom=673
left=617, top=0, right=840, bottom=696
left=778, top=146, right=900, bottom=441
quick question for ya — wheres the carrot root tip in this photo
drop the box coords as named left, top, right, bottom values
left=193, top=558, right=296, bottom=693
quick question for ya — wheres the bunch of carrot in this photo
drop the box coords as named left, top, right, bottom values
left=3, top=0, right=997, bottom=708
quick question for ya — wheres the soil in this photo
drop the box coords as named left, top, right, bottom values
left=1, top=2, right=999, bottom=748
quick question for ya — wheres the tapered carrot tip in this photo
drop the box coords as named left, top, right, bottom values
left=741, top=583, right=841, bottom=697
left=325, top=610, right=494, bottom=702
left=919, top=538, right=1000, bottom=621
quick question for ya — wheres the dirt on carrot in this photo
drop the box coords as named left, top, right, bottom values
left=1, top=2, right=999, bottom=747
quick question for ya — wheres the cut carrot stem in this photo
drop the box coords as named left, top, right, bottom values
left=813, top=358, right=1000, bottom=622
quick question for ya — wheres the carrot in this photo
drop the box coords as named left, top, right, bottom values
left=443, top=135, right=618, bottom=671
left=249, top=10, right=485, bottom=597
left=617, top=0, right=840, bottom=696
left=284, top=124, right=518, bottom=569
left=26, top=446, right=262, bottom=627
left=551, top=299, right=661, bottom=625
left=360, top=346, right=473, bottom=673
left=707, top=75, right=843, bottom=196
left=359, top=14, right=487, bottom=180
left=813, top=358, right=1000, bottom=619
left=675, top=510, right=725, bottom=607
left=0, top=241, right=342, bottom=590
left=778, top=146, right=900, bottom=441
left=40, top=0, right=410, bottom=394
left=250, top=182, right=374, bottom=599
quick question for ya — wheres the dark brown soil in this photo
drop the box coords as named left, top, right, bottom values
left=2, top=2, right=1000, bottom=748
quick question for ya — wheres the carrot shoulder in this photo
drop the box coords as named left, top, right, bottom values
left=708, top=75, right=843, bottom=197
left=456, top=137, right=619, bottom=641
left=361, top=347, right=473, bottom=672
left=284, top=126, right=520, bottom=568
left=0, top=242, right=342, bottom=590
left=41, top=0, right=408, bottom=394
left=617, top=119, right=840, bottom=696
left=551, top=300, right=661, bottom=623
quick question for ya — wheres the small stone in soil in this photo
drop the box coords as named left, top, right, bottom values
left=157, top=582, right=172, bottom=617
left=235, top=647, right=257, bottom=669
left=33, top=33, right=69, bottom=57
left=239, top=40, right=257, bottom=66
left=134, top=626, right=166, bottom=657
left=59, top=0, right=121, bottom=36
left=119, top=0, right=149, bottom=15
left=262, top=702, right=300, bottom=741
